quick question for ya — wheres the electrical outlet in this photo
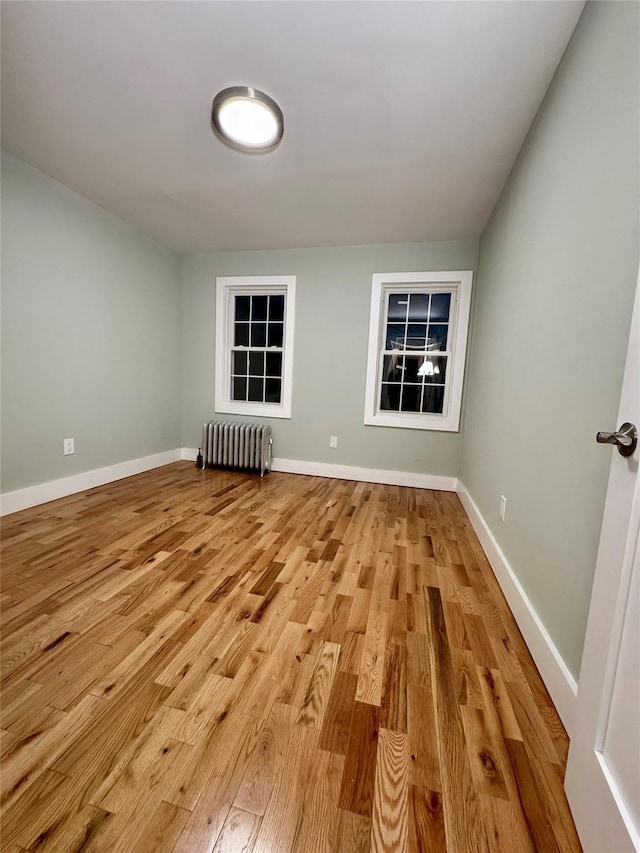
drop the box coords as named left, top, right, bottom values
left=499, top=495, right=507, bottom=522
left=63, top=438, right=75, bottom=456
left=329, top=435, right=338, bottom=449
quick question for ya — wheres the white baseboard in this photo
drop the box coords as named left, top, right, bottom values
left=273, top=457, right=458, bottom=491
left=182, top=448, right=457, bottom=491
left=457, top=480, right=578, bottom=733
left=0, top=449, right=182, bottom=517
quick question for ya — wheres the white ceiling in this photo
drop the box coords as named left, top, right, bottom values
left=1, top=1, right=584, bottom=253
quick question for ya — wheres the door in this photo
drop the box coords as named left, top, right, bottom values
left=565, top=268, right=640, bottom=852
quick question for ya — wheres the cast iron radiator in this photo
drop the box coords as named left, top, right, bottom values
left=200, top=421, right=272, bottom=477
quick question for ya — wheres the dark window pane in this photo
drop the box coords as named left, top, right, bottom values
left=401, top=385, right=421, bottom=412
left=269, top=294, right=285, bottom=321
left=427, top=324, right=448, bottom=351
left=421, top=355, right=447, bottom=384
left=380, top=383, right=401, bottom=411
left=430, top=293, right=451, bottom=322
left=248, top=377, right=264, bottom=402
left=232, top=350, right=248, bottom=375
left=382, top=354, right=404, bottom=381
left=386, top=324, right=405, bottom=350
left=234, top=323, right=249, bottom=346
left=251, top=323, right=267, bottom=347
left=249, top=351, right=264, bottom=376
left=422, top=385, right=444, bottom=414
left=408, top=293, right=429, bottom=322
left=268, top=322, right=283, bottom=348
left=406, top=324, right=428, bottom=350
left=252, top=295, right=268, bottom=321
left=404, top=356, right=421, bottom=383
left=235, top=295, right=250, bottom=321
left=388, top=293, right=409, bottom=322
left=232, top=376, right=247, bottom=401
left=266, top=351, right=282, bottom=377
left=265, top=377, right=282, bottom=403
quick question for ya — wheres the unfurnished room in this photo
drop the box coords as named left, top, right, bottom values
left=0, top=1, right=638, bottom=851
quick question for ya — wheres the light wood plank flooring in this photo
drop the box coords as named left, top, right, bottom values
left=0, top=462, right=582, bottom=852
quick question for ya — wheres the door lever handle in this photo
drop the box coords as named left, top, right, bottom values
left=596, top=422, right=637, bottom=457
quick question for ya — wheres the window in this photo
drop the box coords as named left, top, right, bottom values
left=364, top=271, right=473, bottom=432
left=215, top=275, right=296, bottom=418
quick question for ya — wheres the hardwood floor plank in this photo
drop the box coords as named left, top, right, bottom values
left=338, top=700, right=380, bottom=817
left=407, top=785, right=446, bottom=853
left=296, top=640, right=341, bottom=729
left=371, top=728, right=409, bottom=852
left=129, top=799, right=192, bottom=853
left=356, top=610, right=387, bottom=707
left=319, top=670, right=359, bottom=755
left=234, top=701, right=296, bottom=816
left=425, top=585, right=490, bottom=853
left=332, top=808, right=371, bottom=853
left=211, top=806, right=262, bottom=853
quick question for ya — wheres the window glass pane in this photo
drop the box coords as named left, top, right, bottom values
left=234, top=323, right=249, bottom=346
left=248, top=377, right=264, bottom=402
left=266, top=351, right=282, bottom=377
left=268, top=322, right=284, bottom=348
left=406, top=324, right=427, bottom=350
left=422, top=385, right=444, bottom=414
left=380, top=383, right=401, bottom=411
left=421, top=355, right=447, bottom=384
left=430, top=293, right=451, bottom=323
left=401, top=385, right=421, bottom=413
left=382, top=354, right=404, bottom=381
left=265, top=377, right=282, bottom=403
left=233, top=351, right=248, bottom=375
left=232, top=376, right=247, bottom=401
left=427, top=324, right=448, bottom=351
left=386, top=324, right=405, bottom=350
left=251, top=323, right=267, bottom=347
left=235, top=295, right=250, bottom=321
left=269, top=294, right=285, bottom=321
left=404, top=356, right=421, bottom=383
left=252, top=295, right=268, bottom=321
left=387, top=293, right=409, bottom=322
left=249, top=351, right=264, bottom=376
left=408, top=293, right=429, bottom=322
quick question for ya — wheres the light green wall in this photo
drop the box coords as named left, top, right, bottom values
left=180, top=241, right=478, bottom=475
left=460, top=1, right=639, bottom=679
left=1, top=151, right=181, bottom=493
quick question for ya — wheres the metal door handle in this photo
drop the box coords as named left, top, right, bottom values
left=596, top=422, right=637, bottom=457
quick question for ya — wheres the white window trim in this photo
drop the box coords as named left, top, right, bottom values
left=364, top=270, right=473, bottom=432
left=215, top=275, right=296, bottom=419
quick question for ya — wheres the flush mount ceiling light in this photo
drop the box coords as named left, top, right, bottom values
left=211, top=86, right=284, bottom=153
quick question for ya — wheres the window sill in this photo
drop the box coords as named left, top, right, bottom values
left=364, top=412, right=460, bottom=432
left=216, top=401, right=291, bottom=420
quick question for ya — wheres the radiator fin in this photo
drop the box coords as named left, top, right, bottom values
left=201, top=421, right=272, bottom=477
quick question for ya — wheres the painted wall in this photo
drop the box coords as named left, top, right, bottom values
left=459, top=1, right=639, bottom=679
left=1, top=151, right=181, bottom=493
left=180, top=241, right=478, bottom=476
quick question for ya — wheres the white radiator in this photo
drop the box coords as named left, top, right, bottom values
left=200, top=421, right=272, bottom=477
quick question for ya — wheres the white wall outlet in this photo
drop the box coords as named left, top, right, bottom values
left=329, top=435, right=338, bottom=449
left=63, top=438, right=75, bottom=456
left=499, top=495, right=507, bottom=522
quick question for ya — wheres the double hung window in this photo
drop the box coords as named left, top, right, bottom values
left=215, top=276, right=295, bottom=418
left=364, top=271, right=472, bottom=431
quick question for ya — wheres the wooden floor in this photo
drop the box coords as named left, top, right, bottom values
left=0, top=462, right=581, bottom=852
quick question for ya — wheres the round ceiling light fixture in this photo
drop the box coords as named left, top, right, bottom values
left=211, top=86, right=284, bottom=153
